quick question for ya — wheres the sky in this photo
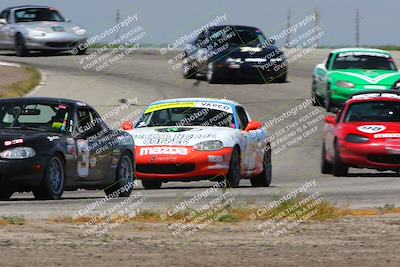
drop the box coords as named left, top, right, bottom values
left=0, top=0, right=398, bottom=47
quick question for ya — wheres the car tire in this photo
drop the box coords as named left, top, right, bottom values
left=77, top=47, right=87, bottom=55
left=104, top=151, right=135, bottom=197
left=225, top=147, right=241, bottom=188
left=321, top=142, right=333, bottom=174
left=0, top=192, right=13, bottom=201
left=311, top=79, right=321, bottom=106
left=325, top=84, right=334, bottom=112
left=250, top=146, right=272, bottom=187
left=207, top=62, right=220, bottom=84
left=141, top=180, right=162, bottom=189
left=15, top=34, right=29, bottom=57
left=182, top=62, right=197, bottom=79
left=33, top=155, right=65, bottom=200
left=276, top=72, right=287, bottom=83
left=332, top=141, right=348, bottom=177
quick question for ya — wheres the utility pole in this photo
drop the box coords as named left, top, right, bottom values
left=314, top=7, right=320, bottom=47
left=286, top=8, right=291, bottom=47
left=355, top=9, right=360, bottom=47
left=115, top=10, right=121, bottom=43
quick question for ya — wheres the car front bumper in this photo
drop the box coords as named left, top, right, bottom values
left=26, top=33, right=86, bottom=51
left=215, top=63, right=287, bottom=81
left=135, top=146, right=233, bottom=181
left=0, top=155, right=48, bottom=190
left=339, top=140, right=400, bottom=170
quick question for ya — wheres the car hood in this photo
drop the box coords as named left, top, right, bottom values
left=330, top=69, right=400, bottom=86
left=0, top=129, right=62, bottom=152
left=126, top=126, right=240, bottom=147
left=19, top=21, right=83, bottom=33
left=341, top=122, right=400, bottom=139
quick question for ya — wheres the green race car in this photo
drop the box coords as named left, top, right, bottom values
left=312, top=48, right=400, bottom=111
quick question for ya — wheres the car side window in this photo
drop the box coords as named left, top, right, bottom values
left=236, top=106, right=249, bottom=130
left=75, top=107, right=106, bottom=137
left=325, top=53, right=333, bottom=69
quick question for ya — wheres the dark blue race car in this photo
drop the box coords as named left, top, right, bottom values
left=182, top=25, right=287, bottom=83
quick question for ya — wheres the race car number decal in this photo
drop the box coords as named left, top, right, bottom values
left=357, top=125, right=386, bottom=134
left=77, top=139, right=90, bottom=177
left=139, top=147, right=188, bottom=156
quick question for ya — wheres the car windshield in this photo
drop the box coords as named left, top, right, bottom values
left=136, top=107, right=234, bottom=128
left=209, top=27, right=267, bottom=47
left=0, top=102, right=71, bottom=133
left=333, top=52, right=396, bottom=70
left=344, top=101, right=400, bottom=122
left=15, top=8, right=65, bottom=23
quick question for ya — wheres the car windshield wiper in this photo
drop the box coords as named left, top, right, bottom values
left=4, top=126, right=45, bottom=132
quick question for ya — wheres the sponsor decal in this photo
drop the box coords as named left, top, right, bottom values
left=144, top=101, right=233, bottom=114
left=357, top=125, right=386, bottom=134
left=337, top=52, right=390, bottom=58
left=47, top=136, right=60, bottom=142
left=4, top=139, right=23, bottom=146
left=77, top=139, right=90, bottom=177
left=139, top=146, right=188, bottom=156
left=374, top=133, right=400, bottom=138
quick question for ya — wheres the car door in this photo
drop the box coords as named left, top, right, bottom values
left=0, top=9, right=13, bottom=49
left=236, top=106, right=262, bottom=174
left=75, top=107, right=112, bottom=182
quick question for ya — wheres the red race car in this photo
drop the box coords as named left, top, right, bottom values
left=322, top=90, right=400, bottom=176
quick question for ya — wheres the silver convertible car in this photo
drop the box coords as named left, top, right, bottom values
left=0, top=5, right=87, bottom=56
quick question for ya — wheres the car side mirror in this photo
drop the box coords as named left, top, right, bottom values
left=0, top=18, right=7, bottom=26
left=245, top=120, right=263, bottom=132
left=122, top=121, right=134, bottom=130
left=324, top=115, right=337, bottom=125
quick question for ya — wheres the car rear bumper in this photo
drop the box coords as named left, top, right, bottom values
left=0, top=156, right=48, bottom=189
left=135, top=146, right=233, bottom=181
left=339, top=140, right=400, bottom=170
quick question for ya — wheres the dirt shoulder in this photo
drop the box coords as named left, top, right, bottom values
left=0, top=214, right=398, bottom=267
left=0, top=64, right=41, bottom=98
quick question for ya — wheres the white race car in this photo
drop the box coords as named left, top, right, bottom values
left=123, top=98, right=271, bottom=189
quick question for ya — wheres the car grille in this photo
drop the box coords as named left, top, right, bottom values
left=368, top=155, right=400, bottom=164
left=136, top=164, right=195, bottom=174
left=46, top=42, right=78, bottom=48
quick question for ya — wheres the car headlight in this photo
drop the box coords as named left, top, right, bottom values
left=345, top=134, right=369, bottom=143
left=74, top=28, right=87, bottom=35
left=0, top=147, right=36, bottom=159
left=193, top=140, right=223, bottom=151
left=29, top=29, right=46, bottom=37
left=226, top=57, right=242, bottom=64
left=336, top=81, right=355, bottom=88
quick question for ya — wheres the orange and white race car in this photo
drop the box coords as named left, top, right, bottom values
left=123, top=98, right=271, bottom=189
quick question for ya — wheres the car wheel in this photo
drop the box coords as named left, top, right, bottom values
left=104, top=152, right=135, bottom=197
left=15, top=34, right=29, bottom=57
left=141, top=180, right=162, bottom=189
left=226, top=147, right=241, bottom=188
left=250, top=146, right=272, bottom=187
left=275, top=72, right=287, bottom=83
left=76, top=47, right=87, bottom=55
left=182, top=62, right=197, bottom=79
left=332, top=141, right=348, bottom=177
left=0, top=192, right=13, bottom=201
left=311, top=79, right=321, bottom=106
left=207, top=62, right=220, bottom=84
left=325, top=84, right=333, bottom=112
left=33, top=155, right=65, bottom=200
left=321, top=142, right=333, bottom=174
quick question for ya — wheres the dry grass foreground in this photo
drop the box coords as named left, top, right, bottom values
left=0, top=65, right=41, bottom=98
